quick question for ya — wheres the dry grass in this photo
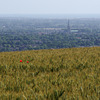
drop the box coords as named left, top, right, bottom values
left=0, top=47, right=100, bottom=100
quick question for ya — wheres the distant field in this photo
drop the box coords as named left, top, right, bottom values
left=0, top=47, right=100, bottom=99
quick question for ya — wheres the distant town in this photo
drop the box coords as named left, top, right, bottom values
left=0, top=17, right=100, bottom=52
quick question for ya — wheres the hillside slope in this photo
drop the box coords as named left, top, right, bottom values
left=0, top=47, right=100, bottom=99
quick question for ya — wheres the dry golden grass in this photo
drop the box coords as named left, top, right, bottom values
left=0, top=47, right=100, bottom=100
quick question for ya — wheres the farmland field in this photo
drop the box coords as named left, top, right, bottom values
left=0, top=47, right=100, bottom=100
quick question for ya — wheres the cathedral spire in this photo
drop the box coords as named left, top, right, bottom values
left=67, top=19, right=71, bottom=34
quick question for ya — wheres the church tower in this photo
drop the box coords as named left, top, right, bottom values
left=67, top=19, right=71, bottom=34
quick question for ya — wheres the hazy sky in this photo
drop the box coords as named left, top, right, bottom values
left=0, top=0, right=100, bottom=14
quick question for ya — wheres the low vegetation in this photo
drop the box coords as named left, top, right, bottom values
left=0, top=47, right=100, bottom=99
left=0, top=18, right=100, bottom=52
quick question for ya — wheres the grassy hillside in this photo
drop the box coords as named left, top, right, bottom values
left=0, top=47, right=100, bottom=100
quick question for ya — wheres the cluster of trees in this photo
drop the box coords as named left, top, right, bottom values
left=0, top=32, right=100, bottom=52
left=0, top=18, right=100, bottom=52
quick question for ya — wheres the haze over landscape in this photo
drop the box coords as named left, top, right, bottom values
left=0, top=0, right=100, bottom=18
left=0, top=0, right=100, bottom=100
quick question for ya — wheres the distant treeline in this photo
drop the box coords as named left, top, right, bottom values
left=0, top=18, right=100, bottom=52
left=0, top=32, right=100, bottom=52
